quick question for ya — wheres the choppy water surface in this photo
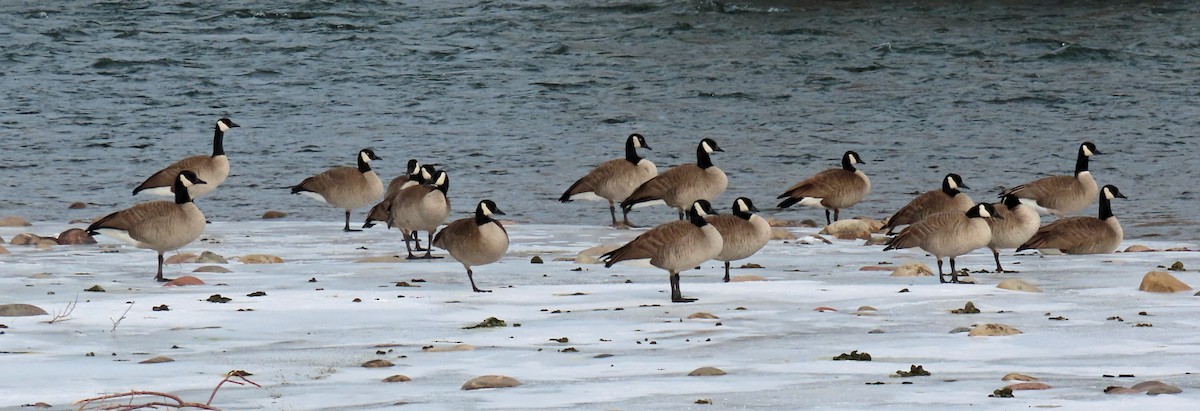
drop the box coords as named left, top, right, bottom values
left=2, top=1, right=1198, bottom=240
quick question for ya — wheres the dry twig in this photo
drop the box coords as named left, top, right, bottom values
left=74, top=371, right=260, bottom=411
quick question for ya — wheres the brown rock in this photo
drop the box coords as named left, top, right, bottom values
left=240, top=254, right=284, bottom=264
left=196, top=251, right=228, bottom=264
left=890, top=262, right=933, bottom=277
left=164, top=253, right=199, bottom=264
left=1104, top=386, right=1141, bottom=395
left=193, top=265, right=232, bottom=273
left=56, top=228, right=96, bottom=245
left=1124, top=245, right=1153, bottom=252
left=0, top=303, right=49, bottom=317
left=688, top=367, right=727, bottom=376
left=819, top=219, right=873, bottom=240
left=10, top=233, right=40, bottom=245
left=164, top=276, right=205, bottom=287
left=996, top=278, right=1042, bottom=293
left=262, top=210, right=288, bottom=219
left=968, top=324, right=1022, bottom=337
left=770, top=227, right=797, bottom=240
left=863, top=235, right=891, bottom=246
left=729, top=275, right=766, bottom=282
left=687, top=312, right=719, bottom=319
left=362, top=359, right=395, bottom=368
left=461, top=375, right=520, bottom=390
left=1131, top=380, right=1181, bottom=394
left=576, top=244, right=621, bottom=264
left=1006, top=382, right=1052, bottom=390
left=423, top=344, right=474, bottom=352
left=1165, top=247, right=1191, bottom=252
left=765, top=217, right=802, bottom=227
left=0, top=245, right=7, bottom=255
left=69, top=202, right=88, bottom=209
left=1002, top=373, right=1038, bottom=381
left=0, top=216, right=32, bottom=227
left=139, top=356, right=175, bottom=364
left=382, top=375, right=411, bottom=382
left=1138, top=271, right=1192, bottom=293
left=35, top=239, right=57, bottom=249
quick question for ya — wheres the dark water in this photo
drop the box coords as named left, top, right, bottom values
left=2, top=1, right=1198, bottom=241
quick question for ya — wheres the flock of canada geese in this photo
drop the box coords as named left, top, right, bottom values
left=82, top=118, right=1125, bottom=302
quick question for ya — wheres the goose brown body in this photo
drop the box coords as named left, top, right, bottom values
left=1000, top=142, right=1099, bottom=216
left=622, top=139, right=726, bottom=219
left=706, top=197, right=772, bottom=282
left=133, top=118, right=239, bottom=198
left=884, top=203, right=996, bottom=283
left=90, top=171, right=207, bottom=282
left=561, top=134, right=658, bottom=227
left=881, top=173, right=973, bottom=234
left=1018, top=185, right=1126, bottom=254
left=603, top=200, right=723, bottom=302
left=292, top=148, right=384, bottom=231
left=778, top=150, right=870, bottom=225
left=433, top=200, right=509, bottom=292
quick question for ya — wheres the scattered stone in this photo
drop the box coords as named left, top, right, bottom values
left=164, top=276, right=205, bottom=287
left=863, top=235, right=891, bottom=246
left=765, top=217, right=802, bottom=227
left=530, top=256, right=544, bottom=264
left=35, top=239, right=57, bottom=249
left=196, top=251, right=228, bottom=264
left=0, top=216, right=32, bottom=227
left=152, top=305, right=170, bottom=312
left=687, top=312, right=719, bottom=320
left=239, top=254, right=284, bottom=264
left=362, top=359, right=395, bottom=368
left=550, top=337, right=569, bottom=343
left=695, top=399, right=712, bottom=405
left=890, top=262, right=933, bottom=277
left=261, top=210, right=288, bottom=219
left=833, top=350, right=872, bottom=361
left=1124, top=245, right=1153, bottom=252
left=461, top=375, right=520, bottom=390
left=247, top=291, right=267, bottom=297
left=819, top=219, right=873, bottom=240
left=813, top=306, right=837, bottom=312
left=1166, top=247, right=1192, bottom=252
left=193, top=265, right=231, bottom=273
left=139, top=356, right=175, bottom=364
left=382, top=375, right=411, bottom=382
left=968, top=323, right=1022, bottom=337
left=996, top=278, right=1042, bottom=292
left=69, top=202, right=88, bottom=209
left=0, top=245, right=7, bottom=255
left=688, top=367, right=727, bottom=376
left=989, top=387, right=1014, bottom=398
left=729, top=275, right=766, bottom=282
left=164, top=253, right=199, bottom=264
left=1138, top=271, right=1192, bottom=293
left=1006, top=382, right=1051, bottom=390
left=949, top=327, right=971, bottom=333
left=464, top=317, right=506, bottom=329
left=559, top=347, right=578, bottom=353
left=798, top=234, right=833, bottom=245
left=853, top=306, right=878, bottom=316
left=1168, top=261, right=1185, bottom=271
left=868, top=329, right=886, bottom=334
left=0, top=304, right=49, bottom=317
left=206, top=294, right=231, bottom=303
left=85, top=285, right=105, bottom=292
left=25, top=402, right=52, bottom=408
left=576, top=244, right=621, bottom=264
left=10, top=233, right=42, bottom=245
left=56, top=228, right=96, bottom=245
left=1104, top=386, right=1141, bottom=394
left=950, top=301, right=980, bottom=314
left=593, top=353, right=613, bottom=359
left=423, top=344, right=474, bottom=352
left=1138, top=381, right=1183, bottom=395
left=1002, top=373, right=1038, bottom=381
left=739, top=263, right=764, bottom=269
left=893, top=365, right=931, bottom=377
left=770, top=227, right=797, bottom=240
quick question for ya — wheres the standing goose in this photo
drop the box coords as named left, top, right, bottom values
left=363, top=159, right=425, bottom=229
left=133, top=118, right=240, bottom=198
left=706, top=197, right=772, bottom=283
left=777, top=150, right=870, bottom=225
left=560, top=133, right=658, bottom=227
left=986, top=194, right=1041, bottom=272
left=999, top=141, right=1100, bottom=216
left=880, top=173, right=974, bottom=235
left=621, top=138, right=727, bottom=220
left=433, top=199, right=509, bottom=293
left=388, top=170, right=451, bottom=259
left=883, top=203, right=998, bottom=284
left=292, top=148, right=384, bottom=232
left=1017, top=185, right=1126, bottom=254
left=602, top=200, right=723, bottom=303
left=88, top=171, right=208, bottom=282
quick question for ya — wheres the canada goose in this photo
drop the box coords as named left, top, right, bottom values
left=777, top=150, right=870, bottom=225
left=883, top=203, right=998, bottom=284
left=999, top=141, right=1100, bottom=216
left=363, top=159, right=424, bottom=229
left=621, top=138, right=726, bottom=220
left=133, top=118, right=240, bottom=198
left=706, top=197, right=772, bottom=283
left=88, top=171, right=207, bottom=282
left=986, top=194, right=1041, bottom=272
left=1017, top=185, right=1126, bottom=254
left=388, top=170, right=451, bottom=259
left=292, top=148, right=384, bottom=232
left=880, top=173, right=974, bottom=235
left=433, top=199, right=509, bottom=293
left=602, top=200, right=723, bottom=303
left=560, top=133, right=658, bottom=227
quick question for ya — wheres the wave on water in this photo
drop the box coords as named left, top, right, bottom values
left=1037, top=43, right=1130, bottom=62
left=91, top=58, right=209, bottom=70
